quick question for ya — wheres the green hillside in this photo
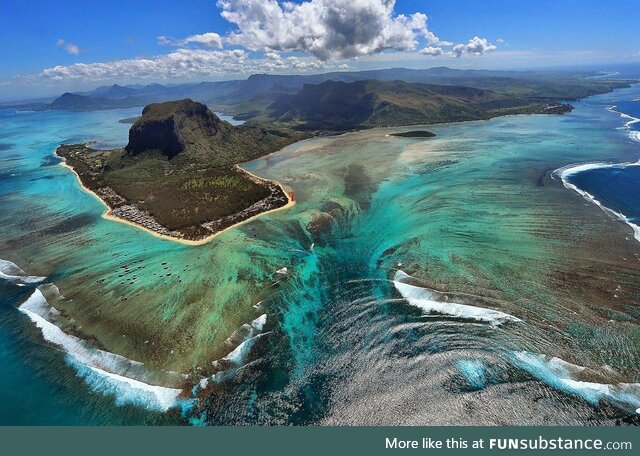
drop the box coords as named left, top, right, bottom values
left=263, top=79, right=574, bottom=130
left=58, top=99, right=304, bottom=240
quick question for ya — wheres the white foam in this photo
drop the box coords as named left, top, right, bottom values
left=555, top=162, right=640, bottom=243
left=613, top=108, right=640, bottom=128
left=608, top=105, right=640, bottom=142
left=19, top=288, right=182, bottom=412
left=222, top=333, right=267, bottom=365
left=393, top=270, right=521, bottom=326
left=222, top=314, right=267, bottom=348
left=0, top=259, right=46, bottom=285
left=73, top=362, right=182, bottom=412
left=204, top=314, right=269, bottom=390
left=251, top=314, right=267, bottom=331
left=514, top=351, right=640, bottom=412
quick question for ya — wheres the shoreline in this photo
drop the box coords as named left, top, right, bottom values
left=58, top=155, right=295, bottom=246
left=8, top=83, right=640, bottom=422
left=54, top=84, right=639, bottom=247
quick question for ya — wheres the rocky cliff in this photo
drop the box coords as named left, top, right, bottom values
left=122, top=98, right=300, bottom=167
left=125, top=99, right=227, bottom=159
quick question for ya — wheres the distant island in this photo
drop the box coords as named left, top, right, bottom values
left=57, top=99, right=304, bottom=243
left=390, top=130, right=436, bottom=138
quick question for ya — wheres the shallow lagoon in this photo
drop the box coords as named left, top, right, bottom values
left=1, top=85, right=640, bottom=424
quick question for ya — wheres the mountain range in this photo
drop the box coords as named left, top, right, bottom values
left=40, top=67, right=633, bottom=129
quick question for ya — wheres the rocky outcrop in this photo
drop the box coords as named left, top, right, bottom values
left=125, top=99, right=227, bottom=158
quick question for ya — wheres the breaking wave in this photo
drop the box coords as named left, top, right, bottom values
left=554, top=163, right=640, bottom=243
left=222, top=332, right=268, bottom=365
left=608, top=104, right=640, bottom=143
left=197, top=314, right=269, bottom=391
left=393, top=270, right=522, bottom=326
left=0, top=259, right=46, bottom=285
left=513, top=351, right=640, bottom=414
left=18, top=287, right=183, bottom=412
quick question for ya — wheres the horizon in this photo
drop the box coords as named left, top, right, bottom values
left=2, top=0, right=639, bottom=101
left=3, top=61, right=640, bottom=104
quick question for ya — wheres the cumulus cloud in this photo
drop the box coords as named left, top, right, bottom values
left=216, top=0, right=447, bottom=60
left=39, top=1, right=498, bottom=84
left=40, top=48, right=330, bottom=81
left=158, top=32, right=223, bottom=48
left=452, top=36, right=496, bottom=58
left=56, top=39, right=80, bottom=55
left=421, top=46, right=444, bottom=56
left=264, top=51, right=282, bottom=60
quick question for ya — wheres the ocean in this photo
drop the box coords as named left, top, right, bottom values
left=1, top=84, right=640, bottom=425
left=558, top=99, right=640, bottom=242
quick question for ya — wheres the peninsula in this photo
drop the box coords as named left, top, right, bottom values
left=52, top=75, right=635, bottom=244
left=390, top=130, right=436, bottom=138
left=56, top=99, right=304, bottom=243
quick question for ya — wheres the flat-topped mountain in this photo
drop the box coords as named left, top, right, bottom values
left=123, top=99, right=295, bottom=167
left=125, top=99, right=226, bottom=158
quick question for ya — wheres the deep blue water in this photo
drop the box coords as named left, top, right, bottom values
left=566, top=99, right=640, bottom=231
left=0, top=283, right=173, bottom=425
left=569, top=165, right=640, bottom=225
left=613, top=100, right=640, bottom=132
left=0, top=107, right=179, bottom=424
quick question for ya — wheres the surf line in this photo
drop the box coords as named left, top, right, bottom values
left=392, top=270, right=522, bottom=326
left=18, top=286, right=185, bottom=412
left=607, top=105, right=640, bottom=143
left=553, top=162, right=640, bottom=243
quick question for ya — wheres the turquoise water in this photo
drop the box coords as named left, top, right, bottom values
left=1, top=85, right=640, bottom=425
left=213, top=112, right=244, bottom=126
left=0, top=107, right=178, bottom=424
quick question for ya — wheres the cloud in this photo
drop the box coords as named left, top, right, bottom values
left=452, top=36, right=496, bottom=58
left=56, top=39, right=80, bottom=55
left=38, top=1, right=498, bottom=84
left=158, top=32, right=223, bottom=48
left=216, top=0, right=448, bottom=60
left=40, top=48, right=330, bottom=81
left=264, top=51, right=282, bottom=60
left=421, top=46, right=444, bottom=56
left=157, top=36, right=174, bottom=46
left=185, top=32, right=224, bottom=48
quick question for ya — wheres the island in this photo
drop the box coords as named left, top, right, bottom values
left=56, top=99, right=305, bottom=243
left=390, top=130, right=436, bottom=138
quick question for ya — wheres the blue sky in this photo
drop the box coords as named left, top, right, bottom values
left=1, top=0, right=639, bottom=100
